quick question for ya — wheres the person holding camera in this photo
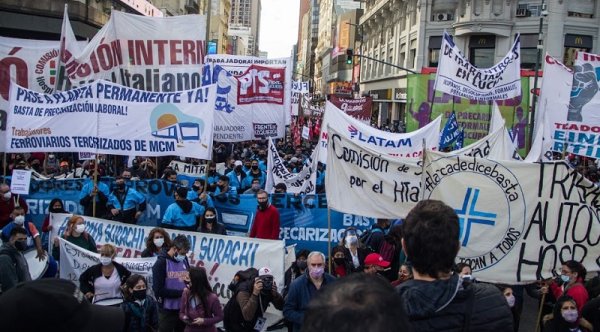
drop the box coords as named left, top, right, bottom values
left=224, top=267, right=284, bottom=332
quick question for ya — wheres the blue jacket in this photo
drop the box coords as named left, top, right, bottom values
left=283, top=272, right=337, bottom=332
left=162, top=200, right=204, bottom=228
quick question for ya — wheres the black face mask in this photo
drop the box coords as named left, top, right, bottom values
left=296, top=260, right=307, bottom=270
left=132, top=289, right=147, bottom=301
left=205, top=216, right=216, bottom=224
left=251, top=165, right=258, bottom=170
left=258, top=201, right=268, bottom=210
left=333, top=258, right=345, bottom=266
left=192, top=185, right=200, bottom=192
left=208, top=170, right=216, bottom=175
left=50, top=206, right=64, bottom=213
left=116, top=183, right=125, bottom=190
left=14, top=240, right=27, bottom=251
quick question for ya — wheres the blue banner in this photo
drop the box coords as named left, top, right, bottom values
left=12, top=178, right=373, bottom=254
left=439, top=110, right=460, bottom=149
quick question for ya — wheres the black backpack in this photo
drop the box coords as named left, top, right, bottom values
left=359, top=228, right=383, bottom=251
left=223, top=268, right=258, bottom=332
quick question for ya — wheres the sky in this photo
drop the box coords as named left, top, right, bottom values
left=259, top=0, right=300, bottom=58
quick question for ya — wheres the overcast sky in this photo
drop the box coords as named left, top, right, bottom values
left=259, top=0, right=300, bottom=58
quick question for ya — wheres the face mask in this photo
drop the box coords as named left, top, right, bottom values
left=560, top=274, right=570, bottom=284
left=153, top=238, right=164, bottom=248
left=309, top=266, right=324, bottom=279
left=209, top=169, right=216, bottom=175
left=462, top=274, right=473, bottom=282
left=235, top=166, right=242, bottom=172
left=75, top=224, right=86, bottom=234
left=562, top=309, right=578, bottom=323
left=258, top=201, right=268, bottom=210
left=333, top=257, right=345, bottom=266
left=252, top=184, right=260, bottom=190
left=175, top=254, right=186, bottom=262
left=132, top=289, right=147, bottom=301
left=14, top=240, right=27, bottom=251
left=50, top=206, right=64, bottom=213
left=99, top=256, right=112, bottom=266
left=506, top=295, right=516, bottom=308
left=205, top=216, right=216, bottom=223
left=116, top=183, right=125, bottom=190
left=296, top=260, right=307, bottom=270
left=345, top=235, right=358, bottom=245
left=192, top=185, right=200, bottom=192
left=251, top=165, right=258, bottom=170
left=3, top=192, right=11, bottom=200
left=13, top=215, right=25, bottom=225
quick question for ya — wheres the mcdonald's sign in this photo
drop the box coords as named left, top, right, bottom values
left=565, top=34, right=592, bottom=48
left=469, top=35, right=496, bottom=48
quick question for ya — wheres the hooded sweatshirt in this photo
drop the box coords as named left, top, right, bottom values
left=162, top=199, right=204, bottom=229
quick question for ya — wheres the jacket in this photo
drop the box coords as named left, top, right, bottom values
left=224, top=280, right=284, bottom=332
left=79, top=261, right=131, bottom=295
left=396, top=274, right=514, bottom=332
left=0, top=243, right=31, bottom=293
left=179, top=288, right=224, bottom=332
left=283, top=272, right=337, bottom=332
left=151, top=251, right=190, bottom=309
left=121, top=296, right=159, bottom=332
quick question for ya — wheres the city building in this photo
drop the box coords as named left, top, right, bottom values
left=200, top=0, right=232, bottom=54
left=358, top=0, right=600, bottom=127
left=229, top=0, right=261, bottom=55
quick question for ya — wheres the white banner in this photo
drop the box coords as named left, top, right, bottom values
left=50, top=214, right=285, bottom=305
left=204, top=55, right=293, bottom=141
left=58, top=11, right=206, bottom=91
left=265, top=138, right=317, bottom=195
left=7, top=80, right=216, bottom=159
left=325, top=126, right=422, bottom=218
left=450, top=125, right=521, bottom=160
left=318, top=102, right=441, bottom=164
left=434, top=31, right=521, bottom=101
left=423, top=151, right=600, bottom=284
left=168, top=160, right=207, bottom=178
left=59, top=237, right=156, bottom=291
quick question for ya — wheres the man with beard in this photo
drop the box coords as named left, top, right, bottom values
left=107, top=175, right=146, bottom=224
left=161, top=187, right=204, bottom=232
left=249, top=190, right=280, bottom=240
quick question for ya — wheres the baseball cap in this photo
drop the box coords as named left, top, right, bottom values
left=234, top=160, right=243, bottom=166
left=364, top=253, right=391, bottom=268
left=258, top=267, right=272, bottom=276
left=0, top=279, right=124, bottom=332
left=290, top=157, right=299, bottom=163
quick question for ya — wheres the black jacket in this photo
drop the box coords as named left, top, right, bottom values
left=79, top=261, right=131, bottom=295
left=151, top=251, right=190, bottom=308
left=396, top=274, right=514, bottom=332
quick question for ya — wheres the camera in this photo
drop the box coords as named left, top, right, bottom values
left=259, top=275, right=273, bottom=293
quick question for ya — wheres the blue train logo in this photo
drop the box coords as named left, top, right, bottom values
left=150, top=104, right=205, bottom=146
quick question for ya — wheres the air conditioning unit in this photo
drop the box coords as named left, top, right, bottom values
left=516, top=8, right=531, bottom=17
left=431, top=13, right=454, bottom=21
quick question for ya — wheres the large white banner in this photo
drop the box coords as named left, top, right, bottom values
left=204, top=55, right=293, bottom=141
left=265, top=138, right=317, bottom=195
left=423, top=151, right=600, bottom=284
left=318, top=102, right=442, bottom=164
left=58, top=11, right=206, bottom=91
left=7, top=80, right=216, bottom=159
left=51, top=214, right=285, bottom=305
left=434, top=32, right=521, bottom=101
left=168, top=160, right=207, bottom=178
left=450, top=125, right=521, bottom=160
left=290, top=81, right=309, bottom=117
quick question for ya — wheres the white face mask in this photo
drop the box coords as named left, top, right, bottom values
left=153, top=238, right=165, bottom=248
left=3, top=192, right=11, bottom=200
left=99, top=256, right=112, bottom=266
left=506, top=294, right=516, bottom=307
left=75, top=224, right=85, bottom=234
left=13, top=215, right=25, bottom=225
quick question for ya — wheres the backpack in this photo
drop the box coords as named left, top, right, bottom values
left=223, top=268, right=258, bottom=332
left=359, top=228, right=382, bottom=251
left=378, top=240, right=396, bottom=262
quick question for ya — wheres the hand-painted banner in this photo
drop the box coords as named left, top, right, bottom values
left=423, top=151, right=600, bottom=284
left=448, top=126, right=521, bottom=160
left=59, top=237, right=156, bottom=291
left=434, top=31, right=521, bottom=101
left=51, top=214, right=285, bottom=305
left=265, top=138, right=317, bottom=195
left=168, top=161, right=207, bottom=178
left=203, top=55, right=293, bottom=141
left=7, top=80, right=216, bottom=159
left=290, top=81, right=310, bottom=117
left=328, top=95, right=373, bottom=123
left=57, top=11, right=206, bottom=91
left=292, top=81, right=309, bottom=94
left=325, top=126, right=422, bottom=218
left=319, top=102, right=442, bottom=163
left=406, top=74, right=530, bottom=155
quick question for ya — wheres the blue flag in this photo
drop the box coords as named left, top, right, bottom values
left=439, top=111, right=460, bottom=149
left=455, top=128, right=465, bottom=150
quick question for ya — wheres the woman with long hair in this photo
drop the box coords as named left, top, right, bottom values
left=543, top=296, right=592, bottom=332
left=197, top=208, right=227, bottom=235
left=543, top=260, right=589, bottom=313
left=179, top=267, right=223, bottom=332
left=141, top=227, right=172, bottom=258
left=121, top=274, right=159, bottom=332
left=51, top=215, right=97, bottom=260
left=339, top=227, right=369, bottom=274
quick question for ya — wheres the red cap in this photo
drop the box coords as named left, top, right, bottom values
left=364, top=253, right=390, bottom=267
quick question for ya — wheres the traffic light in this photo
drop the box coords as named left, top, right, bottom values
left=346, top=49, right=354, bottom=64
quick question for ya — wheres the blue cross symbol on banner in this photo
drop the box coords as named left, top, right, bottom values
left=455, top=188, right=497, bottom=247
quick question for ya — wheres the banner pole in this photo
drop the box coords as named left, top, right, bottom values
left=92, top=154, right=99, bottom=218
left=420, top=138, right=427, bottom=201
left=327, top=206, right=332, bottom=274
left=155, top=157, right=159, bottom=179
left=2, top=153, right=6, bottom=184
left=535, top=292, right=546, bottom=332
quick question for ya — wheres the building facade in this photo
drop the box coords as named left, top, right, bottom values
left=202, top=0, right=232, bottom=54
left=229, top=0, right=261, bottom=55
left=359, top=0, right=600, bottom=127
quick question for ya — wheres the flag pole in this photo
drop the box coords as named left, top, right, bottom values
left=420, top=138, right=427, bottom=200
left=92, top=154, right=99, bottom=217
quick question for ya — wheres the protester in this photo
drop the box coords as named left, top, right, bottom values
left=79, top=244, right=131, bottom=304
left=302, top=273, right=411, bottom=332
left=340, top=227, right=369, bottom=274
left=121, top=274, right=159, bottom=332
left=223, top=266, right=284, bottom=332
left=200, top=162, right=221, bottom=193
left=187, top=179, right=214, bottom=208
left=456, top=262, right=473, bottom=280
left=52, top=215, right=98, bottom=260
left=396, top=199, right=514, bottom=331
left=249, top=190, right=280, bottom=240
left=141, top=227, right=173, bottom=258
left=0, top=278, right=125, bottom=331
left=363, top=218, right=390, bottom=252
left=378, top=223, right=405, bottom=282
left=152, top=235, right=191, bottom=332
left=179, top=267, right=224, bottom=332
left=1, top=206, right=46, bottom=261
left=274, top=183, right=288, bottom=194
left=363, top=252, right=390, bottom=278
left=226, top=160, right=247, bottom=193
left=542, top=260, right=589, bottom=313
left=243, top=159, right=266, bottom=189
left=197, top=207, right=227, bottom=235
left=497, top=285, right=519, bottom=332
left=391, top=263, right=414, bottom=287
left=543, top=295, right=592, bottom=332
left=284, top=249, right=310, bottom=297
left=41, top=198, right=67, bottom=248
left=582, top=296, right=600, bottom=332
left=330, top=246, right=350, bottom=278
left=0, top=227, right=31, bottom=293
left=162, top=187, right=204, bottom=232
left=0, top=183, right=28, bottom=228
left=80, top=173, right=110, bottom=218
left=243, top=178, right=262, bottom=195
left=284, top=251, right=336, bottom=332
left=107, top=175, right=147, bottom=224
left=214, top=175, right=234, bottom=197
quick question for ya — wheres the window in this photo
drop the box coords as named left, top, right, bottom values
left=563, top=34, right=593, bottom=67
left=469, top=35, right=496, bottom=68
left=409, top=39, right=417, bottom=69
left=428, top=36, right=442, bottom=67
left=399, top=42, right=406, bottom=67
